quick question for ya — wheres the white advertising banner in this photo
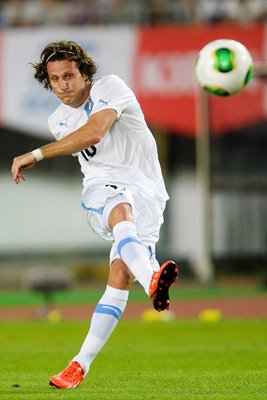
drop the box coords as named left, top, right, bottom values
left=2, top=27, right=136, bottom=139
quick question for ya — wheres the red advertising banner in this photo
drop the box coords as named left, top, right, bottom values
left=134, top=24, right=266, bottom=136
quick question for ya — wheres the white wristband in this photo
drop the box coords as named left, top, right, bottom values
left=31, top=148, right=44, bottom=162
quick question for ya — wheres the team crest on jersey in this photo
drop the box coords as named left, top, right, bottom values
left=84, top=98, right=94, bottom=116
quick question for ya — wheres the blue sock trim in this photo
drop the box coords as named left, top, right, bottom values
left=94, top=303, right=123, bottom=320
left=117, top=237, right=144, bottom=258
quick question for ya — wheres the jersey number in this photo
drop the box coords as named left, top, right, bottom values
left=81, top=146, right=97, bottom=161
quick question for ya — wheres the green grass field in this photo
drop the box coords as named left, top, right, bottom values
left=0, top=283, right=266, bottom=307
left=1, top=318, right=267, bottom=400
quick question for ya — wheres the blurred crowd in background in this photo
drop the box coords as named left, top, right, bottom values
left=0, top=0, right=267, bottom=27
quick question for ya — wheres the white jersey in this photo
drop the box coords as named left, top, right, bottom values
left=48, top=74, right=169, bottom=203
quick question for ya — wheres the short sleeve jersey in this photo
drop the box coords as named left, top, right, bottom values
left=48, top=74, right=169, bottom=202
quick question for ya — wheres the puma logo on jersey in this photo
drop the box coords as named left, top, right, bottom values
left=59, top=118, right=69, bottom=128
left=99, top=99, right=111, bottom=106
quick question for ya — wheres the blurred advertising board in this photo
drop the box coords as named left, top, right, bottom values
left=0, top=24, right=266, bottom=138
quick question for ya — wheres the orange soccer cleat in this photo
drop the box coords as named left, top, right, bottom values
left=49, top=361, right=84, bottom=389
left=149, top=260, right=178, bottom=312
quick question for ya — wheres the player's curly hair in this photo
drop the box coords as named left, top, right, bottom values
left=31, top=40, right=98, bottom=91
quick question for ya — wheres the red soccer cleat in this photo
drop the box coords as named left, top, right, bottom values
left=49, top=361, right=84, bottom=389
left=149, top=260, right=178, bottom=312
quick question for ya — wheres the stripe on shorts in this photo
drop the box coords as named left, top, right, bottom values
left=81, top=202, right=104, bottom=215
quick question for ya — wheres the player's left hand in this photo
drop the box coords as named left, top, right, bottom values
left=11, top=153, right=37, bottom=184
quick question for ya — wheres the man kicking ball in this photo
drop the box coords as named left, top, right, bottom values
left=11, top=40, right=178, bottom=389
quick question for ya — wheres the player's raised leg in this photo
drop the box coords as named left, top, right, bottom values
left=109, top=203, right=178, bottom=311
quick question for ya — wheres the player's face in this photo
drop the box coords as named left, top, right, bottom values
left=47, top=60, right=90, bottom=108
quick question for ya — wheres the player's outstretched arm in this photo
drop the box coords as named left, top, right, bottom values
left=11, top=109, right=117, bottom=185
left=40, top=109, right=117, bottom=159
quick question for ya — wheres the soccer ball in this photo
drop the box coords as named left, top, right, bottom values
left=195, top=39, right=254, bottom=96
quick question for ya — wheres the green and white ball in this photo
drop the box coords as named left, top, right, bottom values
left=195, top=39, right=254, bottom=96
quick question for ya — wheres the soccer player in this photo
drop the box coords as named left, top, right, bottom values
left=11, top=40, right=178, bottom=389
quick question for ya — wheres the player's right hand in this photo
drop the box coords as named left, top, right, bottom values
left=11, top=152, right=37, bottom=184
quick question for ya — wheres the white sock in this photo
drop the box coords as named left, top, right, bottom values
left=113, top=221, right=153, bottom=294
left=73, top=285, right=128, bottom=375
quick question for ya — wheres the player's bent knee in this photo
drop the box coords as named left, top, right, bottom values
left=108, top=203, right=135, bottom=228
left=109, top=259, right=133, bottom=289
